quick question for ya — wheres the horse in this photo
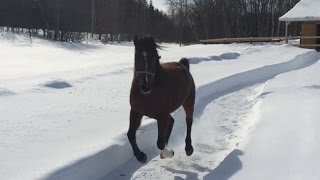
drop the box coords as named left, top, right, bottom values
left=127, top=35, right=195, bottom=163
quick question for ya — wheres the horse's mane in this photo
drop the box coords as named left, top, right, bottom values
left=142, top=35, right=162, bottom=59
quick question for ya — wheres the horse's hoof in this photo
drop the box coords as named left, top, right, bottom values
left=160, top=148, right=174, bottom=159
left=185, top=146, right=194, bottom=156
left=136, top=152, right=147, bottom=163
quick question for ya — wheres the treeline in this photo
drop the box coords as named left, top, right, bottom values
left=0, top=0, right=301, bottom=43
left=0, top=0, right=177, bottom=42
left=167, top=0, right=300, bottom=43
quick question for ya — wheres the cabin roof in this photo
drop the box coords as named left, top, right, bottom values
left=279, top=0, right=320, bottom=22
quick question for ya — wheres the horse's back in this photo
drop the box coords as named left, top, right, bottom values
left=161, top=60, right=194, bottom=88
left=161, top=61, right=188, bottom=73
left=161, top=61, right=195, bottom=109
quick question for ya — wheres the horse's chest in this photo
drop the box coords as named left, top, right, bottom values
left=130, top=92, right=166, bottom=116
left=129, top=72, right=192, bottom=116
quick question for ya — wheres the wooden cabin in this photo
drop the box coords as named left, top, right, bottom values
left=301, top=23, right=320, bottom=46
left=279, top=0, right=320, bottom=49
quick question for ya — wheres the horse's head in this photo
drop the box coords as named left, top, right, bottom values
left=133, top=35, right=161, bottom=95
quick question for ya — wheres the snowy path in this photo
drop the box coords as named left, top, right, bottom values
left=112, top=84, right=263, bottom=180
left=42, top=51, right=319, bottom=180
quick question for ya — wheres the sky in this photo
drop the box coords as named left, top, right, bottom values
left=152, top=0, right=168, bottom=12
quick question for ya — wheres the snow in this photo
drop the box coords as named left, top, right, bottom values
left=1, top=32, right=320, bottom=180
left=229, top=60, right=320, bottom=180
left=279, top=0, right=320, bottom=22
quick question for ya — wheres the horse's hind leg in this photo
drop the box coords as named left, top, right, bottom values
left=127, top=109, right=147, bottom=163
left=183, top=91, right=195, bottom=156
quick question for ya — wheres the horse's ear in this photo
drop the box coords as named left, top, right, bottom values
left=144, top=35, right=155, bottom=44
left=134, top=35, right=141, bottom=47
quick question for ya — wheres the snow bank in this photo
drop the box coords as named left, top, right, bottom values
left=228, top=60, right=320, bottom=179
left=195, top=51, right=320, bottom=118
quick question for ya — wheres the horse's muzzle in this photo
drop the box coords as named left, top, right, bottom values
left=140, top=86, right=152, bottom=95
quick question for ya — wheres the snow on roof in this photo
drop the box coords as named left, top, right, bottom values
left=279, top=0, right=320, bottom=22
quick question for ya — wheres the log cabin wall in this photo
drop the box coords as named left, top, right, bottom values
left=301, top=23, right=317, bottom=45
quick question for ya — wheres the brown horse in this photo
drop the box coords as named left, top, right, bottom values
left=127, top=35, right=195, bottom=163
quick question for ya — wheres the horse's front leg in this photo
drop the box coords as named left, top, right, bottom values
left=157, top=114, right=174, bottom=159
left=127, top=109, right=147, bottom=163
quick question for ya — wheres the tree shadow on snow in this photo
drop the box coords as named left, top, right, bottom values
left=165, top=167, right=200, bottom=180
left=42, top=123, right=160, bottom=180
left=161, top=149, right=243, bottom=180
left=203, top=149, right=243, bottom=180
left=164, top=163, right=212, bottom=180
left=42, top=143, right=151, bottom=180
left=188, top=52, right=240, bottom=64
left=43, top=80, right=73, bottom=89
left=304, top=85, right=320, bottom=90
left=0, top=88, right=16, bottom=96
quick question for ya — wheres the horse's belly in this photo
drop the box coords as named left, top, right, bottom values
left=130, top=93, right=186, bottom=118
left=168, top=95, right=188, bottom=113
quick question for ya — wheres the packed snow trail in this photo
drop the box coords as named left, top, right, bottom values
left=109, top=84, right=264, bottom=180
left=42, top=51, right=319, bottom=180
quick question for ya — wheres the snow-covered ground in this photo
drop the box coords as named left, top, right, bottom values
left=0, top=33, right=319, bottom=180
left=228, top=61, right=320, bottom=180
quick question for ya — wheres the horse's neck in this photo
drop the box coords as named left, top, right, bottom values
left=155, top=62, right=165, bottom=81
left=156, top=61, right=164, bottom=76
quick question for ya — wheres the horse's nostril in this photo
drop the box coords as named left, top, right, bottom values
left=141, top=86, right=150, bottom=91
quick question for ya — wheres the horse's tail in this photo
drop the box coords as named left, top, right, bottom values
left=179, top=58, right=190, bottom=71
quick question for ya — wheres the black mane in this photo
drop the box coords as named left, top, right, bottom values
left=134, top=35, right=162, bottom=59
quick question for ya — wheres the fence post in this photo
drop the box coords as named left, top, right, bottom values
left=285, top=21, right=290, bottom=43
